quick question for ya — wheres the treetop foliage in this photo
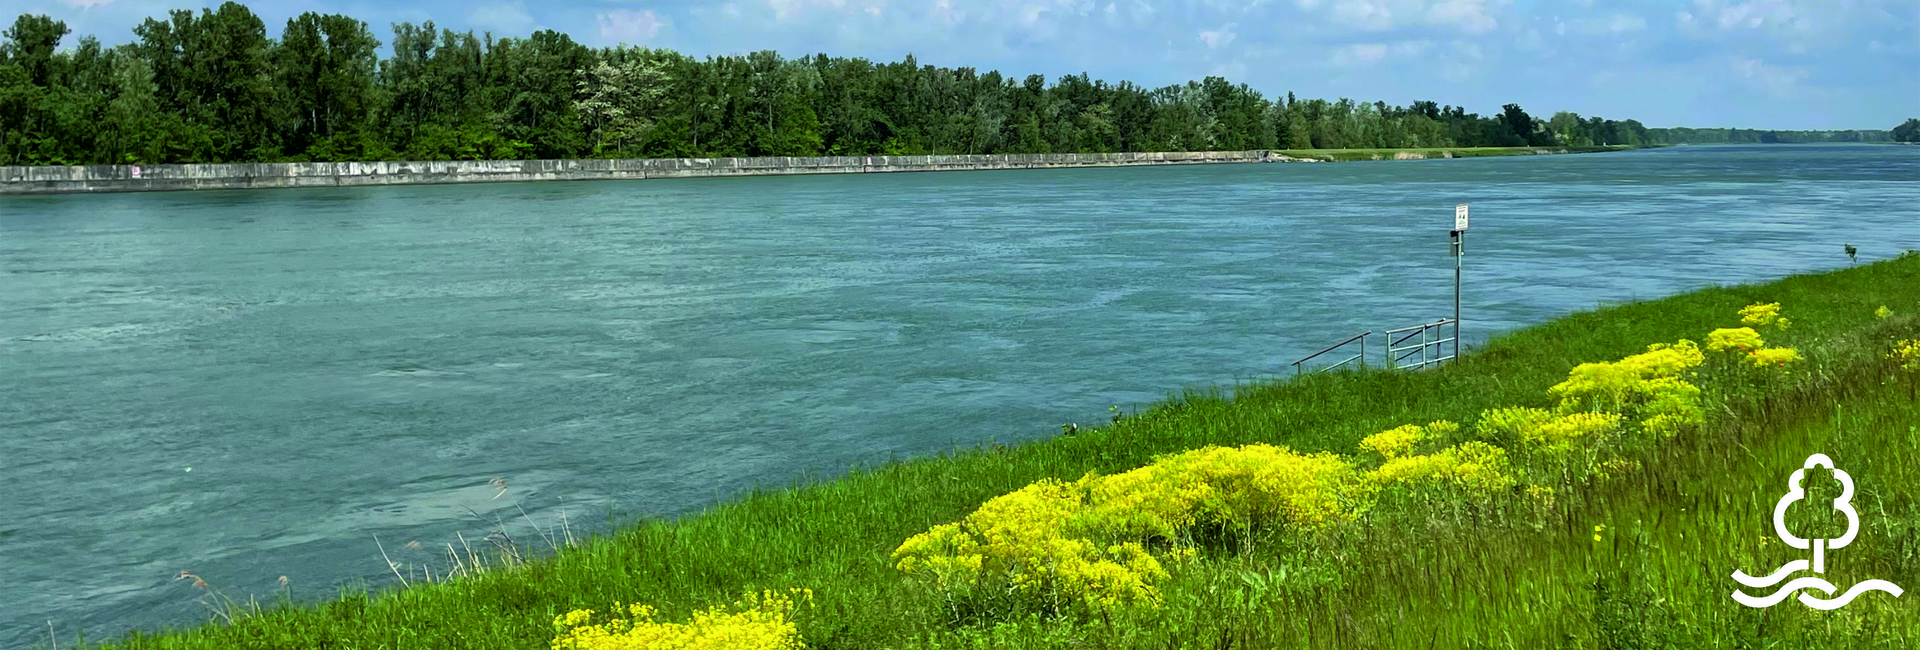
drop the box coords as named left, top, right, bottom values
left=0, top=5, right=1898, bottom=166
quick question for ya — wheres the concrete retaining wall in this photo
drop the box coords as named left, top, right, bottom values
left=0, top=150, right=1284, bottom=195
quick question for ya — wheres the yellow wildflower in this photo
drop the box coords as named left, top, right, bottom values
left=1746, top=347, right=1801, bottom=368
left=1706, top=327, right=1765, bottom=352
left=1547, top=340, right=1704, bottom=438
left=1877, top=306, right=1894, bottom=319
left=1357, top=421, right=1457, bottom=459
left=1476, top=406, right=1554, bottom=444
left=1740, top=303, right=1788, bottom=330
left=551, top=589, right=811, bottom=650
left=896, top=444, right=1373, bottom=615
left=1366, top=441, right=1515, bottom=496
left=1892, top=339, right=1920, bottom=373
left=1359, top=424, right=1423, bottom=460
left=1533, top=412, right=1623, bottom=452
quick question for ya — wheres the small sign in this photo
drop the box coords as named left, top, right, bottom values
left=1454, top=203, right=1469, bottom=232
left=130, top=165, right=142, bottom=179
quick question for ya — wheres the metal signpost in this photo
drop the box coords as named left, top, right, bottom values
left=1451, top=203, right=1468, bottom=361
left=1291, top=202, right=1472, bottom=375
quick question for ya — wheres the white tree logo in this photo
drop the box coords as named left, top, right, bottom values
left=1731, top=454, right=1904, bottom=609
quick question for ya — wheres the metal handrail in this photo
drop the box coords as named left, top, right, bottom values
left=1386, top=318, right=1457, bottom=370
left=1290, top=330, right=1371, bottom=376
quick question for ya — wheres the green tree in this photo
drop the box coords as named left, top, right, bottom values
left=2, top=14, right=67, bottom=86
left=275, top=13, right=382, bottom=159
left=1893, top=118, right=1920, bottom=143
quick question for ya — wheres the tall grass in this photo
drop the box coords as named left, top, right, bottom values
left=95, top=255, right=1920, bottom=649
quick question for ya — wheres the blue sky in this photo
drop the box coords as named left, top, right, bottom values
left=17, top=0, right=1919, bottom=129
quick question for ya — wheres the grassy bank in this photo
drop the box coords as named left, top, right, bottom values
left=1274, top=145, right=1650, bottom=162
left=94, top=254, right=1920, bottom=649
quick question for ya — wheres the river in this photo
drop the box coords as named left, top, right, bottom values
left=2, top=144, right=1916, bottom=646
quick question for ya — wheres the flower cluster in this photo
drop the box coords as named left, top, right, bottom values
left=1739, top=302, right=1790, bottom=330
left=550, top=589, right=812, bottom=650
left=893, top=479, right=1169, bottom=612
left=1877, top=306, right=1894, bottom=320
left=1357, top=421, right=1458, bottom=460
left=1893, top=339, right=1920, bottom=373
left=1548, top=340, right=1704, bottom=438
left=1706, top=328, right=1764, bottom=352
left=1365, top=440, right=1515, bottom=495
left=894, top=445, right=1369, bottom=614
left=1746, top=347, right=1801, bottom=368
left=1709, top=305, right=1804, bottom=372
left=896, top=299, right=1811, bottom=621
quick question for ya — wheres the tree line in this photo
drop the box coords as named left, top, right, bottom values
left=0, top=5, right=1902, bottom=166
left=1648, top=127, right=1895, bottom=144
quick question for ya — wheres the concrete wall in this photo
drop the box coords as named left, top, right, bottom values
left=0, top=151, right=1285, bottom=195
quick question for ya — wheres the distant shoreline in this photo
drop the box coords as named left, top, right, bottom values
left=0, top=146, right=1646, bottom=196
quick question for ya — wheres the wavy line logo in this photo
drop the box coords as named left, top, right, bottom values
left=1731, top=454, right=1904, bottom=610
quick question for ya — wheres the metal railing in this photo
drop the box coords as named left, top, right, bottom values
left=1385, top=318, right=1457, bottom=370
left=1290, top=330, right=1370, bottom=376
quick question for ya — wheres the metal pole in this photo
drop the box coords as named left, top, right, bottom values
left=1453, top=230, right=1463, bottom=362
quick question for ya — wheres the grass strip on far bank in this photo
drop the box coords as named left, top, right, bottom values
left=95, top=254, right=1920, bottom=650
left=1274, top=144, right=1650, bottom=162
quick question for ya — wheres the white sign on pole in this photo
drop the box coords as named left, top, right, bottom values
left=1454, top=203, right=1469, bottom=232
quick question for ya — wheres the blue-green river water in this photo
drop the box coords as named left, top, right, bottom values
left=3, top=144, right=1917, bottom=646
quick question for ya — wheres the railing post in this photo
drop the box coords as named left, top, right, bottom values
left=1421, top=325, right=1430, bottom=368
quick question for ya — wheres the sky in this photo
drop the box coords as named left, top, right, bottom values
left=12, top=0, right=1918, bottom=130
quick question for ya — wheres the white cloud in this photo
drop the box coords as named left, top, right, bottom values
left=598, top=9, right=665, bottom=44
left=1130, top=0, right=1156, bottom=22
left=1731, top=56, right=1809, bottom=97
left=1605, top=13, right=1647, bottom=33
left=1199, top=25, right=1237, bottom=48
left=1426, top=0, right=1501, bottom=33
left=1675, top=0, right=1903, bottom=50
left=1560, top=12, right=1648, bottom=37
left=1330, top=39, right=1430, bottom=65
left=468, top=1, right=536, bottom=36
left=1335, top=42, right=1390, bottom=63
left=1701, top=0, right=1807, bottom=31
left=1292, top=0, right=1508, bottom=34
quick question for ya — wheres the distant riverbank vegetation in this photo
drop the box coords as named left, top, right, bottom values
left=0, top=5, right=1899, bottom=168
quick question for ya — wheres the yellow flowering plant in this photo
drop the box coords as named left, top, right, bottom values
left=551, top=589, right=814, bottom=650
left=1357, top=420, right=1459, bottom=460
left=1739, top=302, right=1790, bottom=330
left=1746, top=347, right=1801, bottom=368
left=1547, top=340, right=1704, bottom=439
left=894, top=444, right=1374, bottom=617
left=1706, top=327, right=1765, bottom=352
left=891, top=301, right=1830, bottom=621
left=1365, top=441, right=1516, bottom=496
left=1877, top=305, right=1894, bottom=319
left=1893, top=339, right=1920, bottom=373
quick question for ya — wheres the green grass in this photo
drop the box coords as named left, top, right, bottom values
left=1273, top=145, right=1648, bottom=162
left=91, top=254, right=1920, bottom=649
